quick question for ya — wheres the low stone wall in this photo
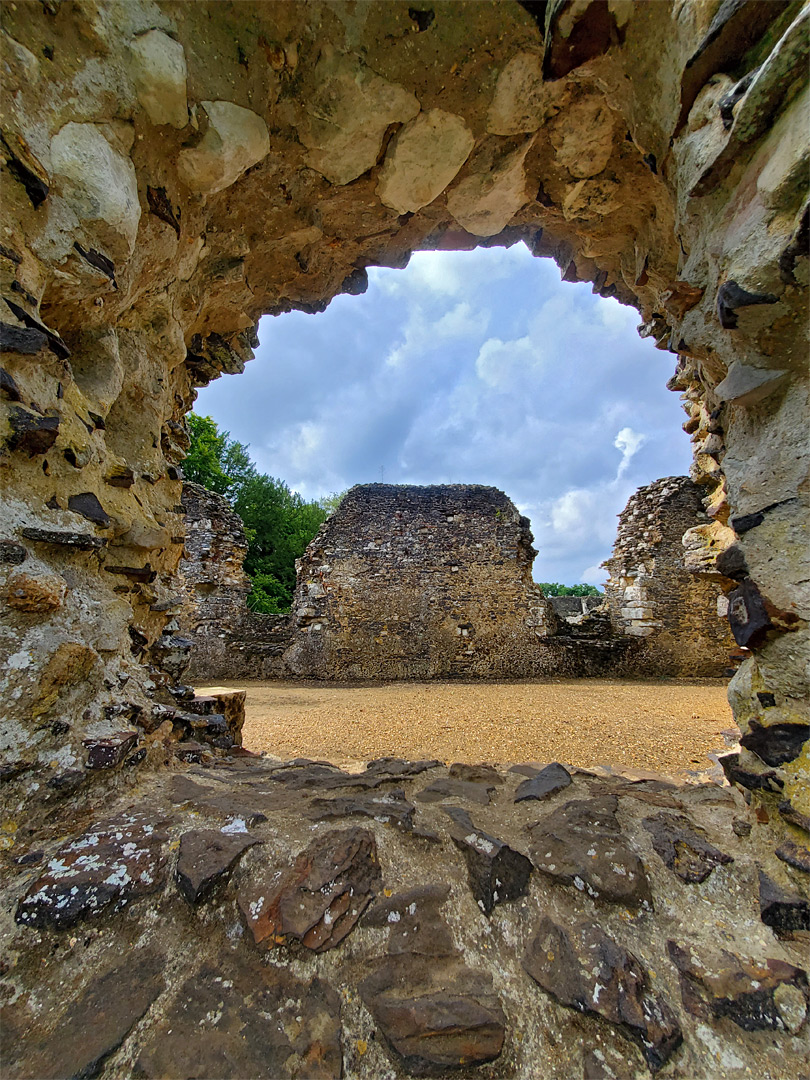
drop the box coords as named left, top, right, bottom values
left=3, top=754, right=808, bottom=1080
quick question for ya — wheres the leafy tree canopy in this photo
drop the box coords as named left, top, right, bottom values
left=538, top=582, right=602, bottom=597
left=183, top=414, right=255, bottom=498
left=185, top=414, right=326, bottom=613
left=318, top=490, right=348, bottom=516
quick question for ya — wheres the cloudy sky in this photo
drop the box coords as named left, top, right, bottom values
left=195, top=242, right=692, bottom=586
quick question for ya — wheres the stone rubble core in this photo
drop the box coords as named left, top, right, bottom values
left=182, top=478, right=738, bottom=681
left=1, top=756, right=808, bottom=1078
left=0, top=0, right=808, bottom=1073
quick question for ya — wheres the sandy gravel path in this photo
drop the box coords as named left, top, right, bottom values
left=205, top=678, right=738, bottom=777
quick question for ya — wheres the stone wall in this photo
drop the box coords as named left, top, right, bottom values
left=604, top=476, right=739, bottom=677
left=284, top=483, right=555, bottom=679
left=179, top=478, right=765, bottom=683
left=3, top=753, right=809, bottom=1080
left=179, top=482, right=286, bottom=681
left=0, top=0, right=806, bottom=881
left=1, top=4, right=808, bottom=1073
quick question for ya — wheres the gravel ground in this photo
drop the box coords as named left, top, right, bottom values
left=207, top=678, right=738, bottom=777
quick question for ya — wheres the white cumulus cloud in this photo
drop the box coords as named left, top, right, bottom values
left=614, top=427, right=646, bottom=478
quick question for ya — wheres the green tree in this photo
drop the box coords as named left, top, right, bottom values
left=234, top=473, right=327, bottom=613
left=183, top=413, right=255, bottom=497
left=538, top=582, right=602, bottom=597
left=184, top=414, right=326, bottom=614
left=319, top=490, right=348, bottom=516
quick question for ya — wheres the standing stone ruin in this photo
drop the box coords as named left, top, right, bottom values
left=180, top=481, right=290, bottom=681
left=181, top=477, right=738, bottom=681
left=0, top=2, right=808, bottom=1077
left=285, top=483, right=554, bottom=679
left=603, top=475, right=739, bottom=677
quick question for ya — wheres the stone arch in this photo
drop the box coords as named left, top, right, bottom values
left=1, top=0, right=807, bottom=824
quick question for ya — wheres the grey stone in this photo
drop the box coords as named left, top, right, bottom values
left=307, top=788, right=417, bottom=832
left=67, top=492, right=111, bottom=527
left=444, top=806, right=532, bottom=914
left=416, top=777, right=495, bottom=805
left=175, top=828, right=259, bottom=904
left=129, top=29, right=188, bottom=128
left=642, top=812, right=733, bottom=883
left=514, top=761, right=572, bottom=802
left=4, top=951, right=164, bottom=1080
left=50, top=122, right=141, bottom=259
left=759, top=869, right=810, bottom=933
left=178, top=101, right=269, bottom=194
left=714, top=362, right=788, bottom=403
left=776, top=840, right=810, bottom=874
left=377, top=109, right=475, bottom=214
left=15, top=810, right=170, bottom=928
left=135, top=959, right=341, bottom=1079
left=667, top=939, right=809, bottom=1031
left=528, top=796, right=653, bottom=908
left=524, top=917, right=681, bottom=1073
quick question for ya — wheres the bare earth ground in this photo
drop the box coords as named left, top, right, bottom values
left=206, top=678, right=739, bottom=778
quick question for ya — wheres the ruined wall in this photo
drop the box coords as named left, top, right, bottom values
left=604, top=476, right=738, bottom=677
left=182, top=477, right=734, bottom=683
left=179, top=482, right=288, bottom=681
left=0, top=0, right=807, bottom=829
left=284, top=483, right=554, bottom=679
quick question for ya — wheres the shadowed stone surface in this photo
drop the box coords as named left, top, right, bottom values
left=135, top=959, right=341, bottom=1079
left=1, top=952, right=164, bottom=1080
left=514, top=761, right=572, bottom=802
left=523, top=917, right=682, bottom=1073
left=528, top=796, right=653, bottom=908
left=363, top=884, right=456, bottom=957
left=759, top=869, right=810, bottom=934
left=642, top=812, right=733, bottom=883
left=175, top=828, right=259, bottom=904
left=444, top=805, right=532, bottom=915
left=360, top=884, right=506, bottom=1073
left=239, top=827, right=381, bottom=952
left=306, top=788, right=424, bottom=834
left=416, top=777, right=495, bottom=806
left=667, top=940, right=809, bottom=1032
left=776, top=839, right=810, bottom=874
left=15, top=811, right=169, bottom=929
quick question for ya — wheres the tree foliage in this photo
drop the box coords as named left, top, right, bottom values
left=538, top=582, right=602, bottom=597
left=318, top=490, right=348, bottom=516
left=185, top=414, right=326, bottom=613
left=183, top=414, right=255, bottom=497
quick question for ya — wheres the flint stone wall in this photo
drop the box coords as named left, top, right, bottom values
left=179, top=483, right=286, bottom=681
left=604, top=476, right=739, bottom=677
left=283, top=483, right=555, bottom=680
left=2, top=0, right=805, bottom=835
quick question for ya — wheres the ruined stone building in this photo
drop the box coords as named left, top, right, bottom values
left=181, top=477, right=737, bottom=681
left=284, top=483, right=553, bottom=679
left=1, top=2, right=807, bottom=1077
left=603, top=476, right=739, bottom=676
left=179, top=482, right=289, bottom=681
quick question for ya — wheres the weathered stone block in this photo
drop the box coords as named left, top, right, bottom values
left=177, top=101, right=269, bottom=194
left=129, top=30, right=188, bottom=129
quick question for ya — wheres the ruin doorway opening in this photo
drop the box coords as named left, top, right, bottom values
left=185, top=244, right=738, bottom=777
left=193, top=242, right=692, bottom=593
